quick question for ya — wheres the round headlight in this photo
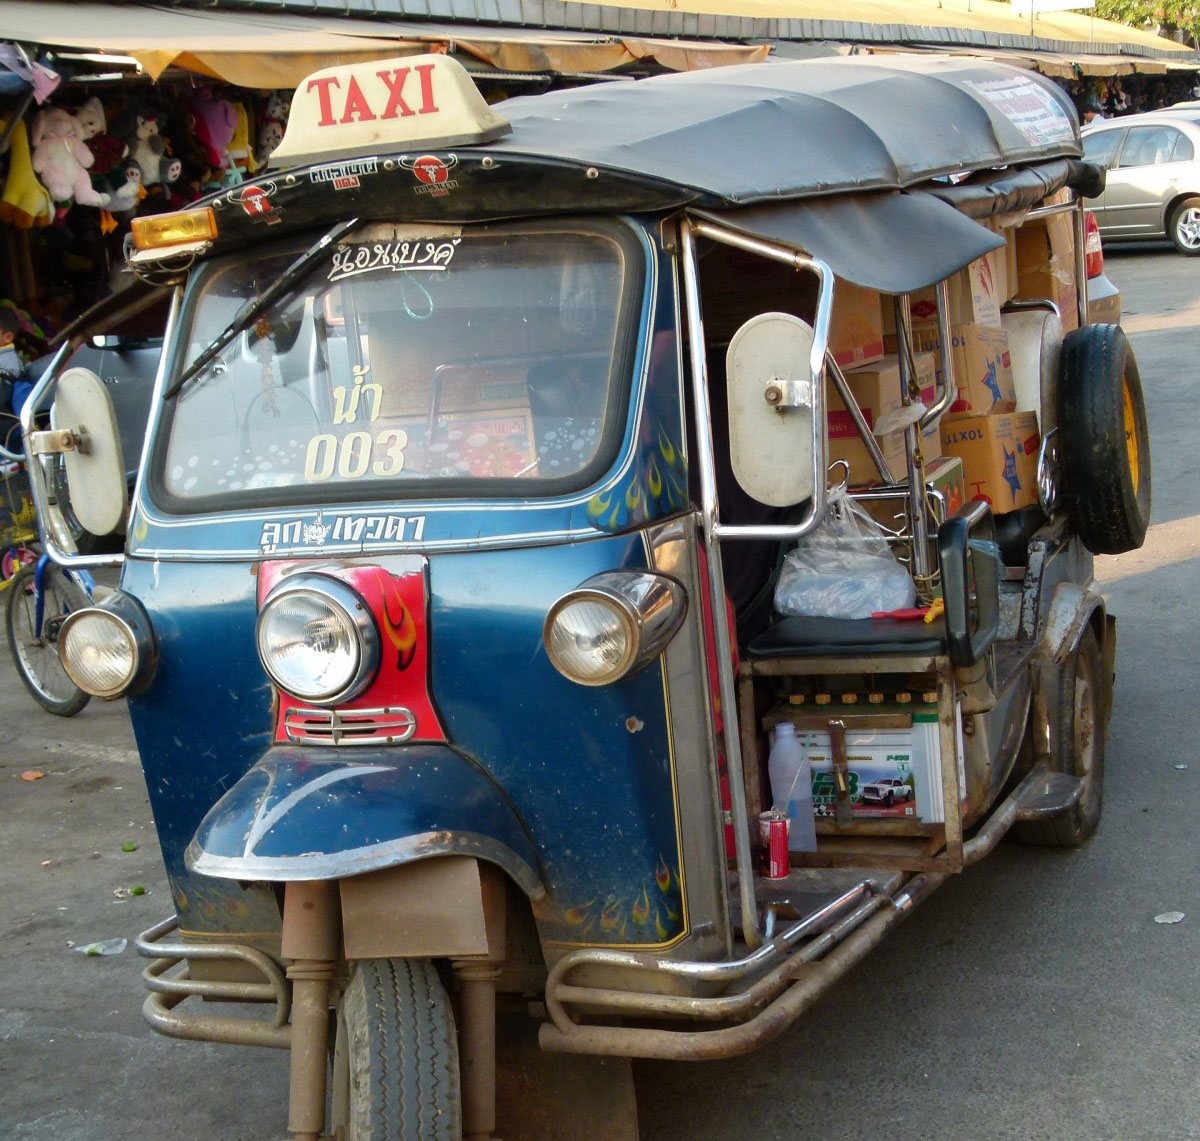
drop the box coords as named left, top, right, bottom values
left=60, top=609, right=138, bottom=698
left=544, top=593, right=636, bottom=686
left=256, top=576, right=379, bottom=704
left=544, top=571, right=687, bottom=687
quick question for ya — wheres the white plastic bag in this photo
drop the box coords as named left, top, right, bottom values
left=773, top=489, right=916, bottom=619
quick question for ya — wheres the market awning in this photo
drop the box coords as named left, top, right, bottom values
left=0, top=1, right=771, bottom=85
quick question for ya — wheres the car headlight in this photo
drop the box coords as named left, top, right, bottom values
left=544, top=571, right=686, bottom=686
left=59, top=592, right=157, bottom=699
left=256, top=573, right=379, bottom=704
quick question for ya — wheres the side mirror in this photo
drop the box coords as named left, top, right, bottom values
left=50, top=367, right=128, bottom=537
left=725, top=312, right=817, bottom=507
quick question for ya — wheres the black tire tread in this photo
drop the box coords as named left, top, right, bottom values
left=1058, top=324, right=1150, bottom=555
left=4, top=563, right=91, bottom=717
left=1013, top=629, right=1104, bottom=847
left=344, top=957, right=460, bottom=1141
left=1169, top=196, right=1200, bottom=256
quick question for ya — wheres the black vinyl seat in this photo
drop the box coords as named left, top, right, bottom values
left=747, top=613, right=947, bottom=659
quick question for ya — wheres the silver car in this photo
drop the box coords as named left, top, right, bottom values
left=1082, top=110, right=1200, bottom=255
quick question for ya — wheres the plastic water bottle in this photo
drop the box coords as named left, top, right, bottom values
left=768, top=723, right=818, bottom=852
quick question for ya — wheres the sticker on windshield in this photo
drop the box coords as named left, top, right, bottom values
left=399, top=154, right=458, bottom=197
left=308, top=157, right=379, bottom=190
left=963, top=77, right=1075, bottom=146
left=328, top=237, right=460, bottom=282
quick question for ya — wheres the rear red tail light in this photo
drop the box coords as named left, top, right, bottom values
left=1084, top=210, right=1104, bottom=278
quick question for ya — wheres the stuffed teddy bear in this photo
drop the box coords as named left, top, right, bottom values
left=75, top=96, right=128, bottom=179
left=0, top=116, right=54, bottom=228
left=30, top=107, right=110, bottom=207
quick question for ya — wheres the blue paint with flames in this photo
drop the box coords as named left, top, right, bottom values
left=121, top=216, right=693, bottom=947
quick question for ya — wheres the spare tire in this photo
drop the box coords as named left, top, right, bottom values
left=1058, top=323, right=1150, bottom=554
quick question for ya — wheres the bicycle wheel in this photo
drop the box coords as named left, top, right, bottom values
left=5, top=563, right=91, bottom=716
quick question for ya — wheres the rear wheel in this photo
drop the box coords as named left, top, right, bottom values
left=1169, top=196, right=1200, bottom=255
left=5, top=562, right=91, bottom=716
left=331, top=958, right=461, bottom=1141
left=1058, top=324, right=1151, bottom=554
left=1013, top=629, right=1104, bottom=847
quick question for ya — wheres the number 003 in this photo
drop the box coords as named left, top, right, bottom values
left=304, top=429, right=407, bottom=481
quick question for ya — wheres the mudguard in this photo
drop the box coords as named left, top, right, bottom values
left=185, top=746, right=544, bottom=898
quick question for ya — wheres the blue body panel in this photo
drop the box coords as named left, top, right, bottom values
left=188, top=746, right=542, bottom=896
left=123, top=220, right=698, bottom=950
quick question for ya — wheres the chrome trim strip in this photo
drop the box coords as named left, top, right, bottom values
left=283, top=705, right=418, bottom=746
left=186, top=830, right=546, bottom=899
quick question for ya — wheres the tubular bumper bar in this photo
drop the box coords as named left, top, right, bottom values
left=136, top=915, right=292, bottom=1049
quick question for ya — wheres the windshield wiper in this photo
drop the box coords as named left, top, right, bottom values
left=164, top=217, right=360, bottom=400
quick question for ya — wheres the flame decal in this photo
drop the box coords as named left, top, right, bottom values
left=655, top=856, right=671, bottom=894
left=381, top=581, right=418, bottom=671
left=563, top=899, right=596, bottom=927
left=600, top=897, right=622, bottom=931
left=655, top=908, right=670, bottom=941
left=632, top=886, right=651, bottom=926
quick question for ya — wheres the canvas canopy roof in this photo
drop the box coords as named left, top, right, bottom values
left=154, top=54, right=1094, bottom=293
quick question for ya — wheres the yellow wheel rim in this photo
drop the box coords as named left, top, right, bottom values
left=1123, top=377, right=1141, bottom=495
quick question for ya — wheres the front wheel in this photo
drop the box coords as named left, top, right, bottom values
left=1012, top=629, right=1105, bottom=847
left=1169, top=196, right=1200, bottom=255
left=331, top=958, right=461, bottom=1141
left=5, top=562, right=91, bottom=716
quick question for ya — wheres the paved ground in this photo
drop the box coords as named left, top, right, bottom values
left=2, top=243, right=1197, bottom=1140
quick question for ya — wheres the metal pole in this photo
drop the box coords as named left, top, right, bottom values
left=679, top=218, right=762, bottom=947
left=892, top=296, right=932, bottom=590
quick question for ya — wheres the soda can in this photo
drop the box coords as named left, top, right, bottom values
left=759, top=810, right=789, bottom=879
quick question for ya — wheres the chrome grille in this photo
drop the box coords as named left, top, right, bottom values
left=284, top=706, right=417, bottom=746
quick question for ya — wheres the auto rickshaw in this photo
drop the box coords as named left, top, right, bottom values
left=24, top=51, right=1150, bottom=1140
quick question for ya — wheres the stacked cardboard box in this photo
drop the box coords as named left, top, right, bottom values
left=828, top=352, right=939, bottom=484
left=1013, top=213, right=1078, bottom=333
left=940, top=410, right=1040, bottom=511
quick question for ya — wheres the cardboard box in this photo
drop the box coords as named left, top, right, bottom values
left=881, top=243, right=1007, bottom=335
left=886, top=324, right=1016, bottom=416
left=1014, top=212, right=1079, bottom=332
left=940, top=411, right=1040, bottom=512
left=828, top=353, right=937, bottom=484
left=829, top=279, right=885, bottom=370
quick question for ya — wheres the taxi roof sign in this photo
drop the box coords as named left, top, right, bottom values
left=270, top=53, right=511, bottom=169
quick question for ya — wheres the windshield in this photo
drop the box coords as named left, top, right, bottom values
left=155, top=220, right=639, bottom=510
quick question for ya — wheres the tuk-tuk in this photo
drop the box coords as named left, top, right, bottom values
left=25, top=51, right=1151, bottom=1140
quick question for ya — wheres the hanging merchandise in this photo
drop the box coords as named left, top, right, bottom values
left=30, top=107, right=110, bottom=208
left=226, top=102, right=256, bottom=179
left=256, top=90, right=290, bottom=167
left=190, top=89, right=238, bottom=185
left=115, top=106, right=166, bottom=185
left=0, top=115, right=54, bottom=226
left=77, top=96, right=128, bottom=179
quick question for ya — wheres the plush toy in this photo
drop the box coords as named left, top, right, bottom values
left=30, top=107, right=110, bottom=207
left=256, top=90, right=289, bottom=167
left=106, top=160, right=143, bottom=213
left=75, top=96, right=127, bottom=178
left=137, top=155, right=185, bottom=214
left=226, top=102, right=256, bottom=179
left=0, top=116, right=54, bottom=227
left=115, top=107, right=165, bottom=185
left=191, top=91, right=237, bottom=173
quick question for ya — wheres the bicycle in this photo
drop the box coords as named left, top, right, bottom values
left=2, top=415, right=93, bottom=716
